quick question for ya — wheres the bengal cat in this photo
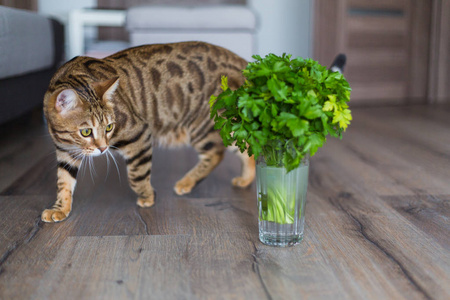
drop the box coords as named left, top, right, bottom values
left=42, top=41, right=255, bottom=223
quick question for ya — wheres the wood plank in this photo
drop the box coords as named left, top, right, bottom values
left=349, top=82, right=406, bottom=102
left=428, top=0, right=450, bottom=102
left=346, top=65, right=407, bottom=83
left=347, top=0, right=408, bottom=11
left=306, top=193, right=424, bottom=300
left=354, top=109, right=450, bottom=183
left=254, top=238, right=350, bottom=299
left=1, top=106, right=450, bottom=299
left=32, top=234, right=267, bottom=300
left=381, top=194, right=450, bottom=248
left=347, top=48, right=408, bottom=67
left=0, top=196, right=50, bottom=271
left=0, top=0, right=38, bottom=11
left=313, top=0, right=342, bottom=64
left=407, top=0, right=431, bottom=99
left=359, top=106, right=450, bottom=154
left=330, top=112, right=450, bottom=195
left=30, top=233, right=357, bottom=300
left=403, top=104, right=450, bottom=125
left=0, top=119, right=54, bottom=193
left=347, top=16, right=408, bottom=34
left=307, top=154, right=450, bottom=299
left=348, top=32, right=406, bottom=49
left=312, top=140, right=413, bottom=197
left=0, top=155, right=57, bottom=196
left=0, top=146, right=259, bottom=299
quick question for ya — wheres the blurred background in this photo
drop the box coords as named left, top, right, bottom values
left=0, top=0, right=448, bottom=107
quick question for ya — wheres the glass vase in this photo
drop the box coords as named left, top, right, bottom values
left=256, top=154, right=309, bottom=247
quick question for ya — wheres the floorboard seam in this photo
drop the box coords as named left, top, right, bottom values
left=251, top=242, right=273, bottom=300
left=332, top=193, right=433, bottom=300
left=134, top=208, right=149, bottom=235
left=0, top=243, right=17, bottom=276
left=0, top=215, right=42, bottom=276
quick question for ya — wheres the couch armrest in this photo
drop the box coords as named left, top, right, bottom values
left=0, top=6, right=55, bottom=80
left=49, top=18, right=65, bottom=68
left=0, top=6, right=65, bottom=124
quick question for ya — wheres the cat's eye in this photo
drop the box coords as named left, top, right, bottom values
left=106, top=123, right=114, bottom=132
left=80, top=128, right=92, bottom=137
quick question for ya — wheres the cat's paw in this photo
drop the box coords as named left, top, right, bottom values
left=232, top=176, right=253, bottom=188
left=174, top=177, right=195, bottom=195
left=41, top=209, right=69, bottom=223
left=137, top=195, right=155, bottom=208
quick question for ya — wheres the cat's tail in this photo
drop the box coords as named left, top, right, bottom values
left=330, top=54, right=346, bottom=73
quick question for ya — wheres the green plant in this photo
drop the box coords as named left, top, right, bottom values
left=210, top=53, right=352, bottom=172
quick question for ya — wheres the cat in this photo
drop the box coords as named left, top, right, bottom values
left=42, top=41, right=255, bottom=223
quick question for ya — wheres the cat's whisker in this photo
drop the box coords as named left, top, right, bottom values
left=62, top=152, right=84, bottom=172
left=88, top=156, right=96, bottom=184
left=51, top=145, right=84, bottom=159
left=78, top=155, right=84, bottom=177
left=107, top=149, right=121, bottom=184
left=91, top=155, right=98, bottom=177
left=80, top=155, right=88, bottom=179
left=105, top=151, right=110, bottom=182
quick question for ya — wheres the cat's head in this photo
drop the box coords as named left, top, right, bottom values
left=44, top=77, right=119, bottom=157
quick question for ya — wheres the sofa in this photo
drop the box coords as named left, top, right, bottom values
left=0, top=6, right=64, bottom=124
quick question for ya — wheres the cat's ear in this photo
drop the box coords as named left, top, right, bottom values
left=55, top=89, right=79, bottom=114
left=93, top=77, right=119, bottom=102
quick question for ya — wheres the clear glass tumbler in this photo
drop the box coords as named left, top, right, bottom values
left=256, top=156, right=309, bottom=247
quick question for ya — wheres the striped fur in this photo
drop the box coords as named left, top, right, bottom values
left=42, top=41, right=255, bottom=223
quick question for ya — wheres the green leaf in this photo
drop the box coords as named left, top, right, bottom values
left=237, top=94, right=252, bottom=109
left=233, top=126, right=248, bottom=141
left=286, top=118, right=309, bottom=137
left=267, top=76, right=289, bottom=101
left=271, top=103, right=279, bottom=117
left=223, top=91, right=237, bottom=107
left=304, top=105, right=323, bottom=119
left=251, top=99, right=265, bottom=117
left=260, top=108, right=272, bottom=126
left=213, top=117, right=227, bottom=130
left=322, top=101, right=334, bottom=112
left=321, top=115, right=338, bottom=137
left=332, top=108, right=352, bottom=130
left=209, top=52, right=352, bottom=175
left=276, top=112, right=297, bottom=130
left=209, top=95, right=217, bottom=109
left=307, top=133, right=325, bottom=156
left=220, top=75, right=229, bottom=91
left=306, top=90, right=318, bottom=104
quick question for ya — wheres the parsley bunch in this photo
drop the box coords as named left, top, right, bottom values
left=210, top=54, right=351, bottom=172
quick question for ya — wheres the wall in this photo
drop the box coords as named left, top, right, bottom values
left=36, top=0, right=313, bottom=61
left=38, top=0, right=96, bottom=22
left=38, top=0, right=97, bottom=59
left=248, top=0, right=313, bottom=59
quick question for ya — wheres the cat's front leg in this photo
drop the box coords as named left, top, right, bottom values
left=124, top=146, right=155, bottom=208
left=42, top=152, right=79, bottom=222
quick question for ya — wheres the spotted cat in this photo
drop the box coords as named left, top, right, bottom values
left=42, top=41, right=255, bottom=223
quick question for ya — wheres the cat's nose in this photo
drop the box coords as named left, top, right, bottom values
left=99, top=146, right=108, bottom=153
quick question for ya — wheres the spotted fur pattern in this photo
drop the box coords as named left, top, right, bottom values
left=42, top=41, right=255, bottom=223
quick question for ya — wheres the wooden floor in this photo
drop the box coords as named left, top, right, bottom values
left=0, top=105, right=449, bottom=299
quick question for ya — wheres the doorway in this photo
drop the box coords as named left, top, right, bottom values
left=314, top=0, right=433, bottom=105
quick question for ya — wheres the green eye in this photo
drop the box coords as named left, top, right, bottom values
left=106, top=123, right=114, bottom=132
left=80, top=128, right=92, bottom=137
